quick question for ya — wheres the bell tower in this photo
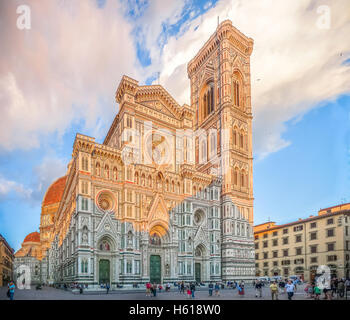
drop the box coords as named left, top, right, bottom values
left=188, top=20, right=255, bottom=281
left=187, top=19, right=254, bottom=223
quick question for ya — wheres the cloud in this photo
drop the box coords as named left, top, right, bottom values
left=30, top=156, right=68, bottom=202
left=155, top=0, right=350, bottom=158
left=1, top=0, right=349, bottom=160
left=0, top=0, right=141, bottom=151
left=0, top=176, right=32, bottom=199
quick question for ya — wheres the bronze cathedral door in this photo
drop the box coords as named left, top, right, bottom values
left=99, top=259, right=110, bottom=284
left=150, top=255, right=161, bottom=284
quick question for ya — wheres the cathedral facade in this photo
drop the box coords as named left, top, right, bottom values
left=15, top=20, right=255, bottom=287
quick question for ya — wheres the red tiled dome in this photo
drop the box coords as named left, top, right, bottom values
left=42, top=176, right=67, bottom=206
left=23, top=231, right=40, bottom=243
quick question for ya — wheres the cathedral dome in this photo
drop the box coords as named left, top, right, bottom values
left=42, top=176, right=67, bottom=206
left=23, top=231, right=40, bottom=243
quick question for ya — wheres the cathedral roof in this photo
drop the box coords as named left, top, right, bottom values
left=23, top=231, right=40, bottom=243
left=42, top=176, right=67, bottom=206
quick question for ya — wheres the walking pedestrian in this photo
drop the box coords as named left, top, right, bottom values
left=190, top=282, right=195, bottom=299
left=331, top=278, right=337, bottom=297
left=285, top=280, right=296, bottom=300
left=214, top=282, right=220, bottom=296
left=186, top=285, right=191, bottom=299
left=270, top=281, right=279, bottom=300
left=208, top=282, right=213, bottom=296
left=180, top=281, right=185, bottom=294
left=146, top=282, right=151, bottom=296
left=237, top=282, right=245, bottom=297
left=279, top=280, right=285, bottom=294
left=255, top=280, right=262, bottom=298
left=106, top=283, right=110, bottom=294
left=337, top=279, right=345, bottom=298
left=7, top=281, right=15, bottom=300
left=314, top=283, right=321, bottom=300
left=152, top=283, right=157, bottom=297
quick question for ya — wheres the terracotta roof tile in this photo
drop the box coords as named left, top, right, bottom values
left=42, top=176, right=67, bottom=206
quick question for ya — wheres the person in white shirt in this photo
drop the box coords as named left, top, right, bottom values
left=285, top=280, right=296, bottom=300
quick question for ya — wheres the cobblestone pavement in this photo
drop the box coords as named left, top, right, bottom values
left=3, top=284, right=346, bottom=300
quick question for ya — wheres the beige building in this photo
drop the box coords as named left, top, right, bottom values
left=0, top=234, right=14, bottom=286
left=254, top=203, right=350, bottom=282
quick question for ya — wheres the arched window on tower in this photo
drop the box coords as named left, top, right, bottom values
left=232, top=71, right=243, bottom=108
left=239, top=132, right=244, bottom=148
left=232, top=128, right=237, bottom=147
left=113, top=167, right=118, bottom=181
left=165, top=179, right=169, bottom=192
left=104, top=165, right=109, bottom=179
left=233, top=169, right=238, bottom=186
left=200, top=81, right=215, bottom=122
left=241, top=171, right=245, bottom=187
left=95, top=162, right=101, bottom=176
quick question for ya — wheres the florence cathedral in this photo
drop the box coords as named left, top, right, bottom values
left=14, top=20, right=255, bottom=288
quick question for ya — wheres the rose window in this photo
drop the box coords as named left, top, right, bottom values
left=96, top=191, right=115, bottom=212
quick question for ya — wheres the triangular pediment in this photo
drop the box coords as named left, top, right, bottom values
left=139, top=100, right=176, bottom=118
left=95, top=211, right=117, bottom=235
left=147, top=193, right=170, bottom=231
left=135, top=85, right=182, bottom=120
left=194, top=225, right=209, bottom=248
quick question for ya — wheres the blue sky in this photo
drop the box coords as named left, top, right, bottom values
left=0, top=0, right=349, bottom=251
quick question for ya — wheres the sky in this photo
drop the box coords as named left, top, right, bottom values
left=0, top=0, right=349, bottom=251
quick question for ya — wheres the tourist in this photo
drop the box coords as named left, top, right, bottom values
left=293, top=278, right=298, bottom=292
left=331, top=278, right=337, bottom=297
left=214, top=282, right=220, bottom=296
left=337, top=279, right=345, bottom=298
left=180, top=281, right=185, bottom=294
left=278, top=280, right=285, bottom=294
left=237, top=282, right=245, bottom=297
left=166, top=282, right=170, bottom=292
left=152, top=283, right=157, bottom=297
left=270, top=281, right=278, bottom=300
left=255, top=280, right=262, bottom=298
left=190, top=282, right=196, bottom=299
left=208, top=282, right=214, bottom=296
left=314, top=283, right=321, bottom=300
left=158, top=284, right=163, bottom=292
left=285, top=280, right=296, bottom=300
left=7, top=281, right=15, bottom=300
left=345, top=278, right=350, bottom=291
left=306, top=283, right=314, bottom=298
left=177, top=282, right=181, bottom=293
left=106, top=283, right=110, bottom=294
left=146, top=282, right=151, bottom=296
left=186, top=285, right=191, bottom=299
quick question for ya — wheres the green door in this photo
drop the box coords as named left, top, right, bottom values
left=195, top=263, right=201, bottom=283
left=99, top=259, right=110, bottom=284
left=150, top=255, right=161, bottom=284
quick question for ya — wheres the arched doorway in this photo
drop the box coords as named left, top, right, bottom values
left=194, top=244, right=206, bottom=283
left=148, top=222, right=170, bottom=284
left=97, top=238, right=113, bottom=285
left=149, top=231, right=162, bottom=284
